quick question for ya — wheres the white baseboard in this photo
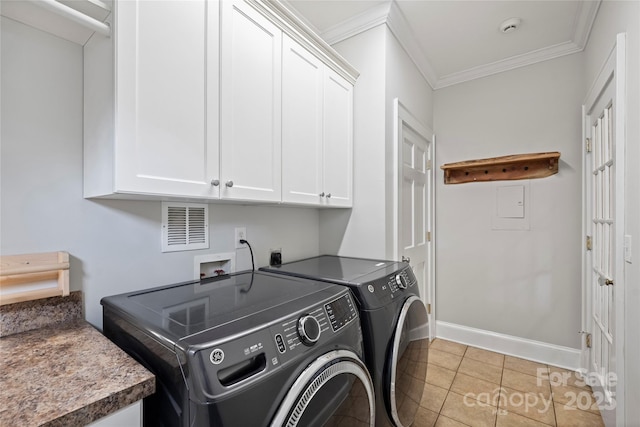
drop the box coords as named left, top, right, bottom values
left=436, top=321, right=581, bottom=370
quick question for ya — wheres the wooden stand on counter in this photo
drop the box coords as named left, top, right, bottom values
left=0, top=252, right=70, bottom=306
left=441, top=152, right=561, bottom=184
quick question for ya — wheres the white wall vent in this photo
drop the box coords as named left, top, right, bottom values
left=161, top=202, right=209, bottom=252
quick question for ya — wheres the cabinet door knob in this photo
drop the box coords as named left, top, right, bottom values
left=319, top=192, right=325, bottom=197
left=211, top=179, right=220, bottom=186
left=326, top=193, right=331, bottom=198
left=225, top=180, right=234, bottom=188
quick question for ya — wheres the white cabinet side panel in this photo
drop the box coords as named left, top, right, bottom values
left=83, top=14, right=115, bottom=197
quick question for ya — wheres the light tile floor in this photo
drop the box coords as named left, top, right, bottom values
left=413, top=339, right=605, bottom=427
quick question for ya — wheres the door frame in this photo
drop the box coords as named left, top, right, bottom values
left=581, top=32, right=626, bottom=427
left=392, top=98, right=436, bottom=340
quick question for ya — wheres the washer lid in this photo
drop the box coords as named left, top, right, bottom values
left=101, top=271, right=340, bottom=345
left=262, top=255, right=405, bottom=285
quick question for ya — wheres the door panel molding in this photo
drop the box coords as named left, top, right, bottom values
left=581, top=32, right=626, bottom=427
left=393, top=98, right=435, bottom=340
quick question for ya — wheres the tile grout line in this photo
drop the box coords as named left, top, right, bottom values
left=549, top=364, right=559, bottom=427
left=495, top=353, right=504, bottom=427
left=435, top=340, right=455, bottom=427
left=430, top=341, right=605, bottom=427
left=502, top=359, right=558, bottom=427
left=436, top=342, right=473, bottom=427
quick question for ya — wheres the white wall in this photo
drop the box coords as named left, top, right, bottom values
left=433, top=53, right=584, bottom=348
left=582, top=1, right=640, bottom=424
left=320, top=24, right=434, bottom=260
left=0, top=18, right=322, bottom=328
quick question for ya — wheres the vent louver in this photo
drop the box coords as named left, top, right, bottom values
left=162, top=202, right=209, bottom=252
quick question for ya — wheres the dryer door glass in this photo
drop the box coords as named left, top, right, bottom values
left=389, top=296, right=429, bottom=427
left=270, top=350, right=375, bottom=427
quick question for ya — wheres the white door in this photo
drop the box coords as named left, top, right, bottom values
left=281, top=35, right=323, bottom=205
left=220, top=0, right=282, bottom=202
left=394, top=99, right=435, bottom=338
left=115, top=0, right=219, bottom=198
left=582, top=34, right=626, bottom=427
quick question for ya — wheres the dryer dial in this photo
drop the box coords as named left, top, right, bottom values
left=298, top=315, right=321, bottom=346
left=395, top=274, right=408, bottom=289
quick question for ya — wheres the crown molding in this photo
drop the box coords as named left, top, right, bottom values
left=385, top=0, right=437, bottom=89
left=278, top=0, right=322, bottom=35
left=252, top=0, right=360, bottom=83
left=572, top=0, right=601, bottom=49
left=309, top=0, right=601, bottom=90
left=434, top=0, right=600, bottom=89
left=321, top=1, right=391, bottom=46
left=434, top=40, right=583, bottom=89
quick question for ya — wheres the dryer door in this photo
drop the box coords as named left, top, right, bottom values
left=388, top=296, right=429, bottom=427
left=270, top=350, right=375, bottom=427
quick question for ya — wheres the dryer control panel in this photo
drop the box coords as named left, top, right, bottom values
left=359, top=266, right=418, bottom=308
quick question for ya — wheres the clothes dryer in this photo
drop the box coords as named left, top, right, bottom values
left=262, top=255, right=429, bottom=427
left=102, top=271, right=375, bottom=427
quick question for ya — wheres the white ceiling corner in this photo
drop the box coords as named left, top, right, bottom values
left=434, top=40, right=583, bottom=89
left=320, top=1, right=391, bottom=46
left=572, top=0, right=602, bottom=49
left=386, top=1, right=438, bottom=88
left=435, top=0, right=600, bottom=89
left=288, top=0, right=602, bottom=90
left=279, top=0, right=323, bottom=35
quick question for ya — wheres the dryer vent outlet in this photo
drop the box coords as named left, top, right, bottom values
left=270, top=249, right=282, bottom=266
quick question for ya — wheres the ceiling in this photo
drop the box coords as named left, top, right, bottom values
left=284, top=0, right=601, bottom=89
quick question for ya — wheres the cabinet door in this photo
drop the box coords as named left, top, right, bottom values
left=322, top=69, right=353, bottom=207
left=220, top=0, right=282, bottom=202
left=115, top=0, right=219, bottom=198
left=281, top=35, right=323, bottom=205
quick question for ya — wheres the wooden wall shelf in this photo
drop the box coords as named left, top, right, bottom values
left=0, top=252, right=70, bottom=306
left=440, top=152, right=561, bottom=184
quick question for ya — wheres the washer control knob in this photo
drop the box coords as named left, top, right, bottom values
left=298, top=315, right=321, bottom=346
left=395, top=274, right=408, bottom=289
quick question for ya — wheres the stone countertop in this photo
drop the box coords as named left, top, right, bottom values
left=0, top=320, right=155, bottom=426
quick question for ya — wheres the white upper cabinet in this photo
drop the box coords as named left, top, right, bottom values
left=282, top=35, right=353, bottom=207
left=220, top=0, right=282, bottom=202
left=282, top=35, right=324, bottom=205
left=322, top=69, right=353, bottom=207
left=84, top=0, right=357, bottom=206
left=84, top=0, right=220, bottom=199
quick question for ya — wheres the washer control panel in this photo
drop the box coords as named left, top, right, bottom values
left=325, top=293, right=357, bottom=332
left=297, top=314, right=322, bottom=346
left=268, top=292, right=358, bottom=365
left=196, top=289, right=360, bottom=397
left=275, top=305, right=328, bottom=354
